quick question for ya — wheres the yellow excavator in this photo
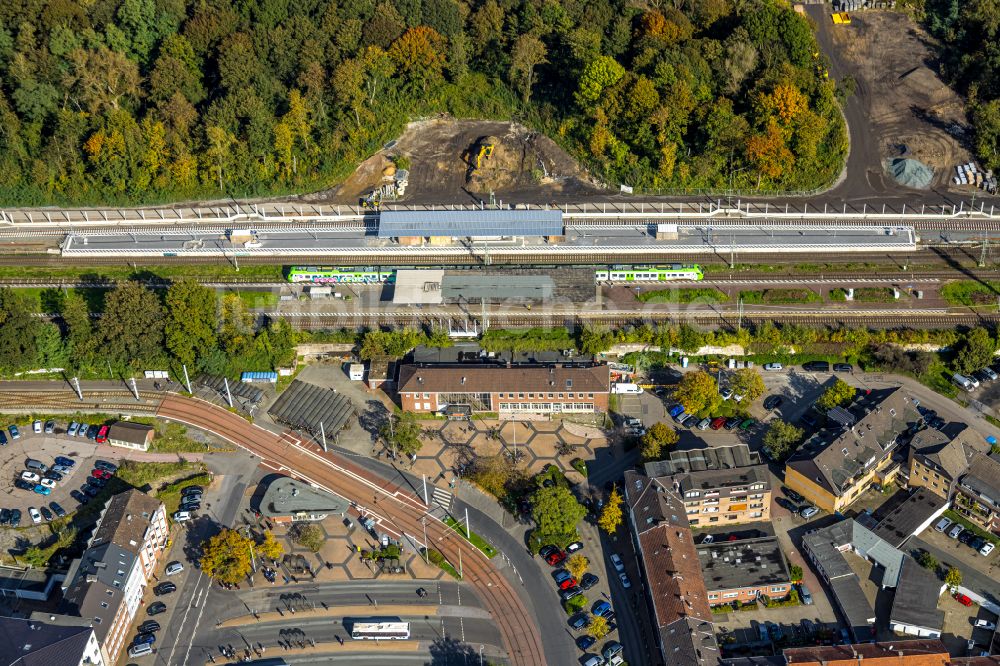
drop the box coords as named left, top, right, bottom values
left=475, top=142, right=495, bottom=170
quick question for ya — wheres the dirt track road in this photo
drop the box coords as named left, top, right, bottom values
left=156, top=393, right=545, bottom=666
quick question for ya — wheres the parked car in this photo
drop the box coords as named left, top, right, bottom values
left=139, top=620, right=160, bottom=634
left=165, top=561, right=184, bottom=576
left=833, top=363, right=854, bottom=372
left=975, top=619, right=997, bottom=630
left=798, top=584, right=813, bottom=605
left=92, top=469, right=112, bottom=480
left=949, top=524, right=965, bottom=539
left=43, top=471, right=62, bottom=482
left=955, top=592, right=975, bottom=607
left=763, top=395, right=784, bottom=410
left=85, top=425, right=98, bottom=439
left=935, top=517, right=954, bottom=533
left=580, top=573, right=600, bottom=590
left=49, top=502, right=66, bottom=518
left=540, top=545, right=566, bottom=566
left=172, top=511, right=191, bottom=522
left=82, top=485, right=100, bottom=497
left=668, top=404, right=685, bottom=419
left=709, top=417, right=726, bottom=430
left=800, top=506, right=819, bottom=519
left=577, top=635, right=597, bottom=650
left=970, top=536, right=986, bottom=551
left=13, top=479, right=33, bottom=491
left=566, top=541, right=584, bottom=553
left=763, top=363, right=783, bottom=371
left=70, top=490, right=89, bottom=504
left=95, top=425, right=109, bottom=444
left=559, top=586, right=582, bottom=601
left=147, top=602, right=167, bottom=615
left=610, top=553, right=625, bottom=572
left=724, top=416, right=742, bottom=430
left=51, top=465, right=71, bottom=475
left=54, top=456, right=75, bottom=468
left=929, top=416, right=947, bottom=430
left=39, top=506, right=52, bottom=522
left=776, top=497, right=798, bottom=512
left=20, top=471, right=39, bottom=484
left=182, top=485, right=202, bottom=496
left=43, top=420, right=54, bottom=434
left=33, top=485, right=51, bottom=496
left=32, top=420, right=41, bottom=434
left=554, top=569, right=572, bottom=584
left=28, top=508, right=41, bottom=524
left=154, top=582, right=176, bottom=596
left=783, top=488, right=804, bottom=503
left=67, top=422, right=79, bottom=437
left=568, top=613, right=590, bottom=630
left=618, top=573, right=631, bottom=589
left=981, top=367, right=1000, bottom=381
left=720, top=389, right=734, bottom=401
left=558, top=578, right=578, bottom=591
left=592, top=600, right=612, bottom=617
left=697, top=418, right=712, bottom=430
left=739, top=418, right=756, bottom=431
left=9, top=510, right=20, bottom=527
left=0, top=509, right=10, bottom=525
left=0, top=431, right=7, bottom=446
left=803, top=361, right=830, bottom=372
left=677, top=413, right=695, bottom=427
left=981, top=542, right=996, bottom=557
left=602, top=641, right=624, bottom=660
left=7, top=425, right=20, bottom=440
left=87, top=477, right=107, bottom=488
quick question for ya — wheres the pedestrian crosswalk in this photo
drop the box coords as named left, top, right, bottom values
left=432, top=486, right=453, bottom=510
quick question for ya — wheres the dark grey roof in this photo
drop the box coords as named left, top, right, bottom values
left=697, top=536, right=790, bottom=591
left=0, top=566, right=54, bottom=597
left=960, top=454, right=1000, bottom=509
left=890, top=557, right=944, bottom=632
left=106, top=421, right=154, bottom=445
left=829, top=575, right=875, bottom=641
left=259, top=477, right=349, bottom=518
left=409, top=344, right=595, bottom=366
left=441, top=273, right=554, bottom=301
left=378, top=209, right=562, bottom=238
left=667, top=465, right=770, bottom=494
left=644, top=444, right=759, bottom=475
left=872, top=488, right=947, bottom=548
left=659, top=617, right=721, bottom=666
left=267, top=380, right=356, bottom=436
left=787, top=387, right=919, bottom=496
left=911, top=424, right=987, bottom=480
left=61, top=542, right=138, bottom=642
left=0, top=617, right=94, bottom=666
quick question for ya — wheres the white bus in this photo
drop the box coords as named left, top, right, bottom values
left=351, top=621, right=411, bottom=640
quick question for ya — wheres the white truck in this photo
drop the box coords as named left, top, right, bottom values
left=612, top=383, right=643, bottom=395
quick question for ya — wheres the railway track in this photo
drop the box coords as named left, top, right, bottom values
left=0, top=391, right=162, bottom=413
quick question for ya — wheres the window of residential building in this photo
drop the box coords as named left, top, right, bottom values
left=770, top=586, right=786, bottom=593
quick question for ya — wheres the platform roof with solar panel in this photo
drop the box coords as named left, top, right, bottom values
left=268, top=380, right=355, bottom=436
left=378, top=209, right=563, bottom=238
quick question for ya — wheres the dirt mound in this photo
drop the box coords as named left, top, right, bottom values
left=308, top=117, right=608, bottom=205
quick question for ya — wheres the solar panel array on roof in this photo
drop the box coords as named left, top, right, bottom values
left=378, top=209, right=563, bottom=238
left=268, top=380, right=355, bottom=436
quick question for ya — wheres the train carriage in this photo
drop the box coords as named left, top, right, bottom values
left=595, top=264, right=703, bottom=282
left=287, top=266, right=396, bottom=284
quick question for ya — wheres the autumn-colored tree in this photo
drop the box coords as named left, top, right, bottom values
left=746, top=119, right=794, bottom=180
left=756, top=83, right=808, bottom=125
left=565, top=554, right=589, bottom=580
left=258, top=531, right=284, bottom=561
left=388, top=27, right=447, bottom=93
left=641, top=423, right=679, bottom=461
left=730, top=368, right=766, bottom=403
left=588, top=615, right=610, bottom=639
left=200, top=528, right=254, bottom=584
left=674, top=371, right=719, bottom=414
left=598, top=488, right=623, bottom=535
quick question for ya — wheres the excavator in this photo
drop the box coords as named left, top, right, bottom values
left=473, top=140, right=495, bottom=170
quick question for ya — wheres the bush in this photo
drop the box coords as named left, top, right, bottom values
left=829, top=288, right=848, bottom=301
left=563, top=594, right=588, bottom=615
left=571, top=458, right=588, bottom=477
left=423, top=548, right=462, bottom=580
left=739, top=289, right=821, bottom=304
left=291, top=523, right=325, bottom=552
left=763, top=588, right=800, bottom=608
left=854, top=287, right=897, bottom=303
left=637, top=288, right=729, bottom=304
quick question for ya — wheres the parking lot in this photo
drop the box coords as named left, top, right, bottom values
left=0, top=423, right=128, bottom=520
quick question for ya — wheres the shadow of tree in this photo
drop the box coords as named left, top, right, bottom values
left=425, top=636, right=488, bottom=665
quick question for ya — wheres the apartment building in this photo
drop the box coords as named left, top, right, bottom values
left=698, top=534, right=792, bottom=607
left=908, top=424, right=987, bottom=499
left=784, top=388, right=920, bottom=513
left=60, top=490, right=167, bottom=663
left=669, top=465, right=771, bottom=527
left=954, top=453, right=1000, bottom=534
left=623, top=471, right=720, bottom=666
left=783, top=640, right=950, bottom=665
left=396, top=363, right=610, bottom=415
left=0, top=616, right=104, bottom=665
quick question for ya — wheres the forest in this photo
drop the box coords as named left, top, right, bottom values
left=913, top=0, right=1000, bottom=171
left=0, top=0, right=847, bottom=205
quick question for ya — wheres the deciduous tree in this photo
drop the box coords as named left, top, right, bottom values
left=763, top=420, right=804, bottom=462
left=388, top=27, right=447, bottom=94
left=955, top=327, right=996, bottom=375
left=532, top=485, right=587, bottom=542
left=258, top=530, right=284, bottom=560
left=165, top=281, right=218, bottom=368
left=510, top=34, right=547, bottom=102
left=816, top=379, right=856, bottom=410
left=640, top=422, right=679, bottom=461
left=565, top=553, right=589, bottom=580
left=380, top=411, right=423, bottom=457
left=598, top=488, right=623, bottom=535
left=97, top=281, right=165, bottom=370
left=730, top=368, right=766, bottom=403
left=674, top=371, right=718, bottom=414
left=0, top=289, right=40, bottom=372
left=200, top=528, right=254, bottom=584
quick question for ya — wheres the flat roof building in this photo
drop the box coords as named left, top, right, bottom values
left=378, top=209, right=563, bottom=240
left=698, top=535, right=791, bottom=607
left=889, top=557, right=945, bottom=637
left=258, top=476, right=349, bottom=523
left=644, top=444, right=760, bottom=476
left=872, top=488, right=949, bottom=548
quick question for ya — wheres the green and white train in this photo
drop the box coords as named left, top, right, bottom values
left=287, top=266, right=396, bottom=284
left=595, top=264, right=703, bottom=282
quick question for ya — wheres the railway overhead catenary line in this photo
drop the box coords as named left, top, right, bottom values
left=153, top=393, right=547, bottom=666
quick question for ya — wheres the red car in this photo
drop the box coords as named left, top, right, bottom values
left=92, top=469, right=112, bottom=480
left=558, top=577, right=578, bottom=590
left=95, top=425, right=109, bottom=444
left=540, top=546, right=566, bottom=566
left=709, top=417, right=727, bottom=430
left=954, top=592, right=974, bottom=607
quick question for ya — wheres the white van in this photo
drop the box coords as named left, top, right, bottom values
left=953, top=373, right=976, bottom=392
left=612, top=383, right=643, bottom=395
left=128, top=643, right=153, bottom=657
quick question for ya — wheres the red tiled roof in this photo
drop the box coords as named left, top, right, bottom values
left=397, top=363, right=609, bottom=394
left=784, top=640, right=950, bottom=665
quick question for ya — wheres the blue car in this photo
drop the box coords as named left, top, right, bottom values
left=54, top=456, right=75, bottom=468
left=577, top=635, right=596, bottom=650
left=0, top=431, right=7, bottom=446
left=668, top=404, right=685, bottom=418
left=592, top=600, right=612, bottom=617
left=134, top=632, right=155, bottom=646
left=554, top=570, right=572, bottom=584
left=8, top=425, right=19, bottom=440
left=33, top=485, right=51, bottom=496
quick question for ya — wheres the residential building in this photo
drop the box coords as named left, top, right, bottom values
left=0, top=616, right=104, bottom=666
left=908, top=424, right=987, bottom=499
left=623, top=471, right=720, bottom=666
left=784, top=388, right=920, bottom=513
left=669, top=465, right=771, bottom=527
left=698, top=533, right=792, bottom=606
left=644, top=443, right=760, bottom=476
left=954, top=454, right=1000, bottom=534
left=801, top=518, right=944, bottom=642
left=871, top=488, right=949, bottom=549
left=60, top=490, right=167, bottom=663
left=396, top=363, right=610, bottom=415
left=105, top=422, right=154, bottom=452
left=783, top=639, right=950, bottom=665
left=257, top=476, right=349, bottom=523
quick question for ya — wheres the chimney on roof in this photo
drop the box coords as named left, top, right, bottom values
left=461, top=376, right=466, bottom=385
left=417, top=376, right=424, bottom=384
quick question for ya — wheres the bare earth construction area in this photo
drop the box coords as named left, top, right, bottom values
left=827, top=11, right=972, bottom=189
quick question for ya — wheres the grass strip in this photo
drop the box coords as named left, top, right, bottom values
left=739, top=289, right=821, bottom=304
left=423, top=547, right=462, bottom=580
left=442, top=516, right=498, bottom=558
left=636, top=287, right=729, bottom=304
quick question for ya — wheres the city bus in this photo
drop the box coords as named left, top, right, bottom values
left=350, top=621, right=411, bottom=640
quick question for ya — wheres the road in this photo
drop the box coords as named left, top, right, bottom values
left=154, top=393, right=547, bottom=666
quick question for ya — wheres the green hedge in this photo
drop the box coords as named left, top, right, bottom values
left=563, top=594, right=588, bottom=615
left=424, top=548, right=462, bottom=580
left=571, top=458, right=588, bottom=477
left=442, top=516, right=498, bottom=558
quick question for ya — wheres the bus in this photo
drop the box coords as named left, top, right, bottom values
left=595, top=264, right=703, bottom=282
left=350, top=621, right=411, bottom=640
left=286, top=266, right=396, bottom=284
